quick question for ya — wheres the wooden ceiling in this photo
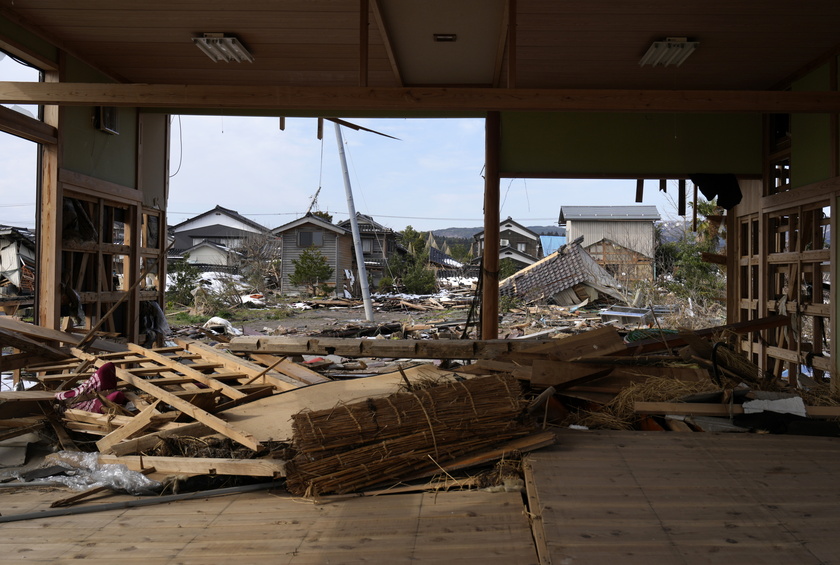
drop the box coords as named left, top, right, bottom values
left=2, top=0, right=840, bottom=93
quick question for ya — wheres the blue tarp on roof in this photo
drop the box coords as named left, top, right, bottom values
left=540, top=235, right=566, bottom=256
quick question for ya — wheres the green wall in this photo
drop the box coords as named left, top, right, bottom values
left=791, top=63, right=833, bottom=188
left=499, top=112, right=762, bottom=178
left=61, top=57, right=137, bottom=189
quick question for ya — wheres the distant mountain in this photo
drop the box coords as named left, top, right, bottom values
left=432, top=225, right=564, bottom=238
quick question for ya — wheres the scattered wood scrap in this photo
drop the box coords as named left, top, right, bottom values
left=2, top=310, right=837, bottom=507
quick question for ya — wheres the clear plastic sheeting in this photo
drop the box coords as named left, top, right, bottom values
left=25, top=451, right=161, bottom=495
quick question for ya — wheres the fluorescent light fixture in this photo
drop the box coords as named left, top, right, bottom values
left=639, top=37, right=698, bottom=68
left=193, top=33, right=254, bottom=63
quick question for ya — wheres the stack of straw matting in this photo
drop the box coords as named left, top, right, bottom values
left=285, top=373, right=533, bottom=495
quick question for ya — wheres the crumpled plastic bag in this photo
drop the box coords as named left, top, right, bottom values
left=25, top=451, right=161, bottom=495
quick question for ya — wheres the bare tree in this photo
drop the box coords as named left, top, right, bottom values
left=237, top=231, right=282, bottom=293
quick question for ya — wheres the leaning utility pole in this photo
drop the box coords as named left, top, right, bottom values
left=334, top=122, right=375, bottom=322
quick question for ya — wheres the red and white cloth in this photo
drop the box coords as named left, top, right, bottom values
left=55, top=362, right=125, bottom=413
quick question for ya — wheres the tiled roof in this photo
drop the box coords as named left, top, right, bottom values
left=499, top=237, right=587, bottom=302
left=429, top=246, right=463, bottom=269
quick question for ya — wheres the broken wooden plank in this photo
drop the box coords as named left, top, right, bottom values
left=0, top=315, right=126, bottom=352
left=625, top=314, right=791, bottom=355
left=71, top=349, right=263, bottom=451
left=529, top=359, right=613, bottom=389
left=0, top=352, right=56, bottom=372
left=97, top=455, right=286, bottom=477
left=106, top=422, right=214, bottom=456
left=126, top=343, right=247, bottom=400
left=0, top=327, right=69, bottom=359
left=178, top=339, right=310, bottom=389
left=247, top=353, right=329, bottom=386
left=634, top=401, right=840, bottom=419
left=95, top=400, right=162, bottom=453
left=502, top=327, right=628, bottom=363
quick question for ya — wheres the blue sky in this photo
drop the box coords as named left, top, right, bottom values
left=1, top=53, right=683, bottom=233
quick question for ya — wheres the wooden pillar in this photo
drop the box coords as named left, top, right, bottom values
left=36, top=69, right=61, bottom=330
left=481, top=112, right=501, bottom=339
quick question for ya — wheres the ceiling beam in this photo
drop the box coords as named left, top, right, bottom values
left=2, top=82, right=840, bottom=114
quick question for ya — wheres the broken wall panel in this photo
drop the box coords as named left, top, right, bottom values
left=730, top=175, right=836, bottom=389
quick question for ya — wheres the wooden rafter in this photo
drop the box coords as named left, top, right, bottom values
left=3, top=83, right=840, bottom=113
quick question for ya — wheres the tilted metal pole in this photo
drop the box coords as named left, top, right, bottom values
left=334, top=122, right=375, bottom=321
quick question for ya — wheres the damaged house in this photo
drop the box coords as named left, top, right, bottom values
left=0, top=225, right=36, bottom=313
left=499, top=236, right=625, bottom=306
left=558, top=205, right=660, bottom=284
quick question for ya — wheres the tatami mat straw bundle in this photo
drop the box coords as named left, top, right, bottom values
left=285, top=374, right=534, bottom=496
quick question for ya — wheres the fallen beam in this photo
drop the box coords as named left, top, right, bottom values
left=228, top=336, right=558, bottom=359
left=97, top=455, right=286, bottom=477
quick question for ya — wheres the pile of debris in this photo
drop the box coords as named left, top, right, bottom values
left=1, top=310, right=838, bottom=512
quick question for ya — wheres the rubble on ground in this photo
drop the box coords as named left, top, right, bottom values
left=0, top=306, right=836, bottom=515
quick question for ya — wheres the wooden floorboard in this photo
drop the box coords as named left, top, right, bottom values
left=0, top=487, right=537, bottom=564
left=527, top=430, right=840, bottom=565
left=4, top=429, right=840, bottom=563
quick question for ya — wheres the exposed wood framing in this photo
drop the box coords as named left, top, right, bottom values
left=369, top=0, right=402, bottom=87
left=0, top=104, right=56, bottom=144
left=481, top=112, right=501, bottom=339
left=4, top=83, right=840, bottom=113
left=35, top=69, right=60, bottom=331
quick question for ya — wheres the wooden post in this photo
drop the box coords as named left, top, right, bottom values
left=481, top=112, right=501, bottom=340
left=678, top=179, right=687, bottom=216
left=635, top=178, right=644, bottom=202
left=36, top=69, right=61, bottom=331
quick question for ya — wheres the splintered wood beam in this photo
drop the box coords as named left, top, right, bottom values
left=71, top=349, right=263, bottom=451
left=3, top=83, right=840, bottom=113
left=95, top=400, right=162, bottom=453
left=107, top=422, right=212, bottom=457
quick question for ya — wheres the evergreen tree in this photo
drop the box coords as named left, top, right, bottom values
left=289, top=246, right=333, bottom=296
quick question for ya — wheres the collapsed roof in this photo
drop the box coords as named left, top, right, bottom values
left=499, top=236, right=624, bottom=305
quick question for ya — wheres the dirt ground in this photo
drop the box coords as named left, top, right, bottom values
left=224, top=302, right=473, bottom=337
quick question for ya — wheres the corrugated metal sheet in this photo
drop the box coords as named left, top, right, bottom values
left=559, top=205, right=660, bottom=222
